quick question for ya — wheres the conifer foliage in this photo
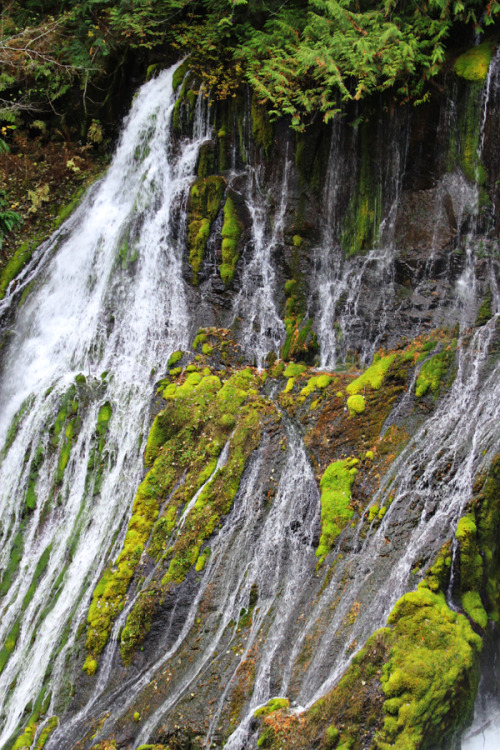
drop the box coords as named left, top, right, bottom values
left=0, top=1, right=499, bottom=129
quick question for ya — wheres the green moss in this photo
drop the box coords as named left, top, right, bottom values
left=415, top=346, right=455, bottom=398
left=301, top=374, right=333, bottom=397
left=342, top=124, right=381, bottom=256
left=251, top=97, right=273, bottom=155
left=378, top=587, right=481, bottom=749
left=447, top=78, right=485, bottom=183
left=346, top=353, right=396, bottom=395
left=1, top=396, right=34, bottom=458
left=284, top=363, right=306, bottom=377
left=86, top=363, right=271, bottom=668
left=454, top=42, right=494, bottom=82
left=197, top=141, right=215, bottom=178
left=0, top=522, right=26, bottom=597
left=25, top=443, right=44, bottom=511
left=0, top=241, right=35, bottom=300
left=187, top=176, right=225, bottom=284
left=254, top=698, right=290, bottom=718
left=476, top=289, right=493, bottom=326
left=172, top=60, right=189, bottom=92
left=219, top=194, right=243, bottom=285
left=195, top=547, right=211, bottom=572
left=0, top=620, right=21, bottom=674
left=346, top=394, right=365, bottom=416
left=34, top=717, right=59, bottom=749
left=316, top=459, right=356, bottom=563
left=462, top=591, right=488, bottom=629
left=284, top=377, right=295, bottom=393
left=168, top=350, right=183, bottom=367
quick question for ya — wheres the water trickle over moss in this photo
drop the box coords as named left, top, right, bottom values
left=346, top=353, right=396, bottom=396
left=187, top=176, right=225, bottom=285
left=219, top=194, right=243, bottom=285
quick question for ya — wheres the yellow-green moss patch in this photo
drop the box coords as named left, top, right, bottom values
left=454, top=42, right=494, bottom=82
left=346, top=353, right=396, bottom=395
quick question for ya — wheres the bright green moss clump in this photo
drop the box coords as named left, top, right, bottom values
left=219, top=194, right=243, bottom=285
left=454, top=42, right=494, bottom=82
left=284, top=362, right=306, bottom=377
left=254, top=697, right=290, bottom=718
left=415, top=347, right=454, bottom=398
left=301, top=374, right=333, bottom=397
left=346, top=353, right=395, bottom=395
left=316, top=459, right=358, bottom=562
left=378, top=586, right=481, bottom=749
left=346, top=394, right=365, bottom=416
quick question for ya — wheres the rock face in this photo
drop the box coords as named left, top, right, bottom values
left=1, top=59, right=500, bottom=750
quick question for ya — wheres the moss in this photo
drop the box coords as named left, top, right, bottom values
left=284, top=363, right=306, bottom=377
left=133, top=711, right=141, bottom=722
left=1, top=395, right=34, bottom=458
left=172, top=60, right=189, bottom=92
left=316, top=459, right=357, bottom=563
left=462, top=591, right=488, bottom=629
left=84, top=364, right=271, bottom=667
left=284, top=377, right=295, bottom=393
left=0, top=620, right=21, bottom=674
left=456, top=514, right=484, bottom=601
left=301, top=374, right=333, bottom=397
left=187, top=176, right=225, bottom=284
left=168, top=350, right=183, bottom=368
left=447, top=78, right=485, bottom=183
left=454, top=42, right=494, bottom=82
left=281, top=264, right=318, bottom=363
left=251, top=97, right=273, bottom=155
left=342, top=124, right=381, bottom=257
left=197, top=141, right=215, bottom=178
left=82, top=656, right=97, bottom=676
left=195, top=547, right=210, bottom=572
left=415, top=345, right=455, bottom=398
left=34, top=717, right=59, bottom=749
left=378, top=587, right=481, bottom=749
left=346, top=353, right=396, bottom=395
left=118, top=234, right=138, bottom=270
left=346, top=394, right=365, bottom=416
left=0, top=521, right=26, bottom=597
left=25, top=443, right=44, bottom=511
left=254, top=698, right=290, bottom=718
left=420, top=542, right=451, bottom=593
left=219, top=194, right=243, bottom=286
left=476, top=288, right=493, bottom=326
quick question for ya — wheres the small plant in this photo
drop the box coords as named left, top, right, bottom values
left=0, top=189, right=22, bottom=249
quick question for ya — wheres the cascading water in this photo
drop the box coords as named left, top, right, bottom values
left=0, top=64, right=209, bottom=747
left=230, top=159, right=289, bottom=368
left=314, top=111, right=408, bottom=369
left=1, top=41, right=500, bottom=750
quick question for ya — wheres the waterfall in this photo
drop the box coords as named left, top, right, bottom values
left=0, top=64, right=206, bottom=746
left=230, top=160, right=289, bottom=369
left=1, top=44, right=500, bottom=750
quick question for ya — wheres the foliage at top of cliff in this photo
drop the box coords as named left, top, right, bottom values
left=1, top=0, right=499, bottom=130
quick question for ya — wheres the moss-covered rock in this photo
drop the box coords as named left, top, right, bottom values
left=187, top=176, right=225, bottom=284
left=454, top=42, right=494, bottom=82
left=316, top=458, right=358, bottom=563
left=219, top=193, right=243, bottom=285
